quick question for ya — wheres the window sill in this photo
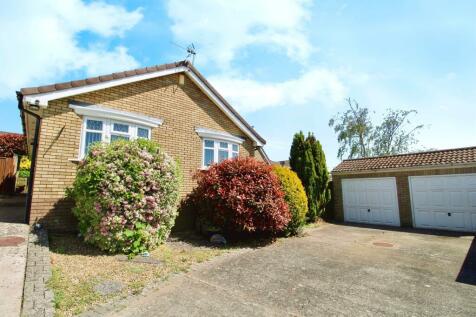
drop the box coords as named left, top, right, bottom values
left=68, top=158, right=83, bottom=164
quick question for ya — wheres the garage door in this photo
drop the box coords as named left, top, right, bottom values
left=409, top=174, right=476, bottom=232
left=342, top=178, right=400, bottom=226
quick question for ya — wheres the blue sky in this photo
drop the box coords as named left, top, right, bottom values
left=1, top=0, right=475, bottom=167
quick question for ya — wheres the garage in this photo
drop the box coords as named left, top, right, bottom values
left=331, top=146, right=476, bottom=232
left=409, top=174, right=476, bottom=232
left=342, top=178, right=400, bottom=226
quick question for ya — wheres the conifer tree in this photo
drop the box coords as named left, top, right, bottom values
left=307, top=133, right=331, bottom=219
left=290, top=131, right=331, bottom=222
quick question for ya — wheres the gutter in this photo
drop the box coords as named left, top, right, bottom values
left=331, top=162, right=476, bottom=176
left=256, top=146, right=271, bottom=165
left=17, top=91, right=41, bottom=225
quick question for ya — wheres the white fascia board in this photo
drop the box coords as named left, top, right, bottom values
left=185, top=70, right=264, bottom=147
left=195, top=127, right=245, bottom=144
left=24, top=66, right=188, bottom=107
left=69, top=104, right=163, bottom=128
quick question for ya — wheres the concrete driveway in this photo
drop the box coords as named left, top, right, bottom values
left=91, top=223, right=476, bottom=316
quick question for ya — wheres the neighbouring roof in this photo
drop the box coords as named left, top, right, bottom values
left=332, top=146, right=476, bottom=173
left=19, top=60, right=266, bottom=145
left=272, top=160, right=290, bottom=167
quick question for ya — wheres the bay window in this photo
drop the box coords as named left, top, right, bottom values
left=202, top=139, right=240, bottom=167
left=195, top=127, right=244, bottom=168
left=80, top=117, right=151, bottom=158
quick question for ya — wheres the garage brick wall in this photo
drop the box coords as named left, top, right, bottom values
left=25, top=73, right=264, bottom=231
left=332, top=166, right=476, bottom=227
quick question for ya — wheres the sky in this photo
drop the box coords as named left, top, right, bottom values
left=1, top=0, right=475, bottom=168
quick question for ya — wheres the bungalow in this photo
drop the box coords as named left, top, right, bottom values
left=18, top=60, right=269, bottom=231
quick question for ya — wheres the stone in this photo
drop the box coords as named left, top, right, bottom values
left=93, top=280, right=124, bottom=296
left=210, top=234, right=227, bottom=246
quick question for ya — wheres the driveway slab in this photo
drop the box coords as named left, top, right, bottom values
left=87, top=224, right=476, bottom=316
left=0, top=221, right=29, bottom=317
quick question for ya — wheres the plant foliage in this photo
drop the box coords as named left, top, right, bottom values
left=272, top=165, right=308, bottom=236
left=0, top=133, right=26, bottom=157
left=68, top=139, right=181, bottom=255
left=188, top=157, right=291, bottom=235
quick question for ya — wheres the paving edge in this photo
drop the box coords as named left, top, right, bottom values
left=21, top=228, right=55, bottom=317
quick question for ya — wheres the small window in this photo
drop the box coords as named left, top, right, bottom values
left=84, top=119, right=104, bottom=154
left=84, top=131, right=102, bottom=153
left=218, top=149, right=229, bottom=162
left=113, top=123, right=129, bottom=133
left=204, top=140, right=214, bottom=148
left=232, top=144, right=239, bottom=158
left=86, top=119, right=103, bottom=131
left=137, top=127, right=149, bottom=139
left=219, top=141, right=228, bottom=149
left=204, top=149, right=214, bottom=166
left=111, top=135, right=130, bottom=142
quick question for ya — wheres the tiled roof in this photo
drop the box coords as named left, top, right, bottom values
left=332, top=146, right=476, bottom=173
left=20, top=61, right=187, bottom=95
left=19, top=60, right=266, bottom=145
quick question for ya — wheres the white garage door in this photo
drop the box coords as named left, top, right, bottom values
left=409, top=174, right=476, bottom=232
left=342, top=178, right=400, bottom=226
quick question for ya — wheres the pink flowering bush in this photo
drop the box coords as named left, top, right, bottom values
left=68, top=139, right=181, bottom=255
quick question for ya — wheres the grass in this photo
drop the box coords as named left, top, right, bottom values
left=47, top=233, right=228, bottom=317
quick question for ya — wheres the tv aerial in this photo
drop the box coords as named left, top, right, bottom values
left=171, top=42, right=197, bottom=64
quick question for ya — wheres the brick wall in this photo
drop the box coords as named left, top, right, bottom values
left=332, top=166, right=476, bottom=227
left=26, top=73, right=263, bottom=231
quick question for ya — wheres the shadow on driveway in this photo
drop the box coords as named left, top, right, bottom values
left=332, top=220, right=472, bottom=237
left=456, top=235, right=476, bottom=285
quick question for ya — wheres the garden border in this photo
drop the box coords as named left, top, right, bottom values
left=21, top=228, right=54, bottom=317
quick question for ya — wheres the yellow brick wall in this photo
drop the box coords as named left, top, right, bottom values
left=27, top=73, right=263, bottom=231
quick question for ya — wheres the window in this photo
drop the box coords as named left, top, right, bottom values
left=84, top=119, right=103, bottom=154
left=202, top=139, right=239, bottom=168
left=80, top=117, right=151, bottom=158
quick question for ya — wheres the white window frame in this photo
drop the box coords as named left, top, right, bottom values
left=202, top=138, right=240, bottom=168
left=79, top=116, right=151, bottom=158
left=195, top=127, right=244, bottom=169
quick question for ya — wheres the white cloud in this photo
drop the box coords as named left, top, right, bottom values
left=209, top=68, right=347, bottom=112
left=0, top=0, right=142, bottom=99
left=166, top=0, right=347, bottom=113
left=166, top=0, right=313, bottom=69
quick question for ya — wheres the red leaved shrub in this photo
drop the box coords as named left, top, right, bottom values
left=187, top=157, right=291, bottom=235
left=0, top=133, right=26, bottom=157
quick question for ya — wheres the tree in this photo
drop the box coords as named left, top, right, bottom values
left=329, top=98, right=423, bottom=159
left=307, top=134, right=331, bottom=217
left=328, top=98, right=373, bottom=159
left=289, top=132, right=331, bottom=222
left=289, top=132, right=306, bottom=180
left=372, top=109, right=424, bottom=156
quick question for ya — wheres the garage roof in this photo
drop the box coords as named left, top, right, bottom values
left=332, top=146, right=476, bottom=173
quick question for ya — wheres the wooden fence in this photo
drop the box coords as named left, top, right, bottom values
left=0, top=157, right=16, bottom=194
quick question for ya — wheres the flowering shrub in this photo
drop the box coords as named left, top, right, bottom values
left=18, top=156, right=31, bottom=178
left=0, top=133, right=26, bottom=157
left=188, top=157, right=291, bottom=235
left=68, top=139, right=181, bottom=255
left=19, top=156, right=31, bottom=170
left=272, top=165, right=308, bottom=236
